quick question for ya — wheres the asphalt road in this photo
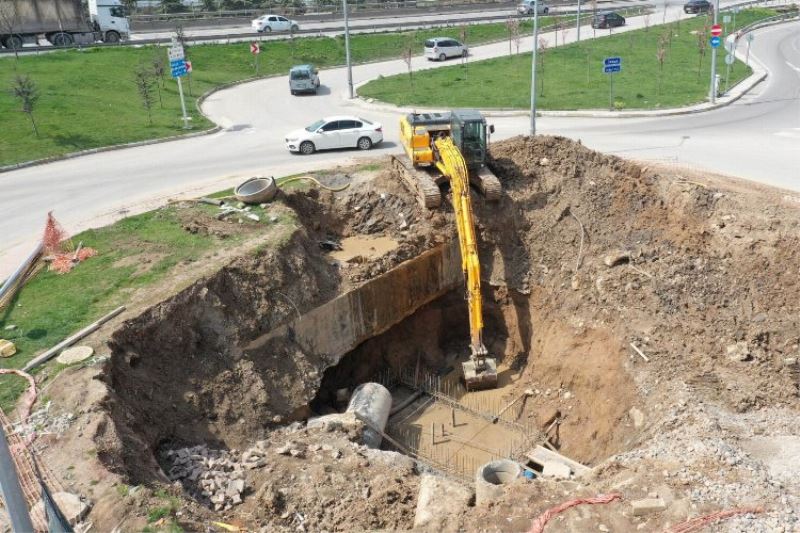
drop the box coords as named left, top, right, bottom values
left=1, top=7, right=797, bottom=279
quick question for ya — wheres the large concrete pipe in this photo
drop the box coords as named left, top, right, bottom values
left=346, top=382, right=392, bottom=448
left=475, top=459, right=522, bottom=505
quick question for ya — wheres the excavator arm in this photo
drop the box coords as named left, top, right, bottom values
left=434, top=137, right=497, bottom=389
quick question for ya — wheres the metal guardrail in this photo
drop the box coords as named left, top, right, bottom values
left=0, top=3, right=653, bottom=54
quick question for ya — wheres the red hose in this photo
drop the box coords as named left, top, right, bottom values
left=664, top=506, right=766, bottom=533
left=528, top=493, right=623, bottom=533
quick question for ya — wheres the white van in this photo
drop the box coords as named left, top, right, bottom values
left=424, top=38, right=468, bottom=61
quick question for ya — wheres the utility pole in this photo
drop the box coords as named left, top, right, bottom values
left=343, top=0, right=354, bottom=99
left=0, top=426, right=35, bottom=533
left=530, top=2, right=540, bottom=135
left=708, top=0, right=720, bottom=103
left=576, top=0, right=581, bottom=43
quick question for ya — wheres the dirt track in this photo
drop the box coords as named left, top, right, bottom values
left=21, top=137, right=800, bottom=532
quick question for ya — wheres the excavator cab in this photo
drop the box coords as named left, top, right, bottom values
left=450, top=109, right=489, bottom=172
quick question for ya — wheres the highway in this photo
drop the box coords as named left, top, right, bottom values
left=1, top=7, right=797, bottom=278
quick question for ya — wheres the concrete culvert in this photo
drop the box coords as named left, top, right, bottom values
left=346, top=382, right=392, bottom=448
left=476, top=459, right=522, bottom=505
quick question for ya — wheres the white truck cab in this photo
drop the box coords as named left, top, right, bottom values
left=88, top=0, right=130, bottom=42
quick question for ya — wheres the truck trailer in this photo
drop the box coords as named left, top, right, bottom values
left=0, top=0, right=130, bottom=49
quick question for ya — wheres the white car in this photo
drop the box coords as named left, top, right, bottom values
left=424, top=38, right=468, bottom=61
left=517, top=0, right=550, bottom=14
left=251, top=14, right=299, bottom=32
left=285, top=116, right=383, bottom=155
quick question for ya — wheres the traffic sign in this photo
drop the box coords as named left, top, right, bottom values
left=603, top=56, right=621, bottom=67
left=710, top=24, right=722, bottom=37
left=168, top=44, right=185, bottom=62
left=724, top=34, right=736, bottom=53
left=723, top=14, right=731, bottom=23
left=746, top=33, right=754, bottom=42
left=250, top=42, right=260, bottom=55
left=710, top=36, right=721, bottom=48
left=185, top=60, right=193, bottom=73
left=603, top=64, right=621, bottom=73
left=170, top=58, right=187, bottom=78
left=724, top=53, right=735, bottom=65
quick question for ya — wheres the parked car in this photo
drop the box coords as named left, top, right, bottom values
left=683, top=0, right=711, bottom=13
left=591, top=11, right=626, bottom=29
left=424, top=37, right=468, bottom=61
left=251, top=14, right=299, bottom=32
left=289, top=64, right=320, bottom=95
left=285, top=116, right=383, bottom=155
left=517, top=0, right=550, bottom=15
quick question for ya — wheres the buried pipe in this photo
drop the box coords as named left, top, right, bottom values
left=346, top=382, right=392, bottom=449
left=0, top=242, right=43, bottom=308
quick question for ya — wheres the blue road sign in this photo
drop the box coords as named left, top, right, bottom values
left=603, top=64, right=621, bottom=74
left=603, top=56, right=622, bottom=67
left=710, top=36, right=721, bottom=48
left=170, top=58, right=187, bottom=78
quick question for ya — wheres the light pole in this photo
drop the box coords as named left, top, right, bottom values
left=576, top=0, right=581, bottom=43
left=530, top=2, right=540, bottom=135
left=708, top=0, right=720, bottom=103
left=343, top=0, right=354, bottom=99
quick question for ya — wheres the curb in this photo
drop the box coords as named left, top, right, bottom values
left=350, top=15, right=796, bottom=120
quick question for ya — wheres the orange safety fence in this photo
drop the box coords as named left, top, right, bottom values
left=528, top=493, right=623, bottom=533
left=42, top=211, right=97, bottom=274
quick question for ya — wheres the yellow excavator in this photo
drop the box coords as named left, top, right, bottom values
left=392, top=110, right=500, bottom=391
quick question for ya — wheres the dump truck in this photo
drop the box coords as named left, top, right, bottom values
left=393, top=110, right=502, bottom=390
left=0, top=0, right=130, bottom=49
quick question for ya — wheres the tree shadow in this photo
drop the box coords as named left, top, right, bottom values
left=53, top=133, right=96, bottom=150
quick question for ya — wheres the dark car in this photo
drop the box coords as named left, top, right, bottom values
left=591, top=11, right=626, bottom=29
left=684, top=0, right=711, bottom=13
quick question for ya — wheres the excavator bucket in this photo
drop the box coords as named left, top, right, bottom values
left=462, top=357, right=498, bottom=391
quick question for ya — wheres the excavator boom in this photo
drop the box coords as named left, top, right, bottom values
left=434, top=137, right=498, bottom=390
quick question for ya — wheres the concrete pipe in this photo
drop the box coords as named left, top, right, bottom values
left=475, top=459, right=522, bottom=505
left=346, top=382, right=392, bottom=448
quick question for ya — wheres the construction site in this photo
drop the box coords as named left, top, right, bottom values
left=2, top=132, right=800, bottom=532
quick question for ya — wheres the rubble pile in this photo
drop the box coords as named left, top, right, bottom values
left=342, top=190, right=418, bottom=234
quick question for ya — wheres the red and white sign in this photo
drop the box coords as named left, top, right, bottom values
left=185, top=60, right=192, bottom=73
left=710, top=24, right=722, bottom=37
left=250, top=42, right=260, bottom=55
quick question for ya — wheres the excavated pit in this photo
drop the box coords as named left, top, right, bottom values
left=95, top=137, right=800, bottom=528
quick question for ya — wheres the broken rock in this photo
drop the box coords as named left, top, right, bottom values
left=726, top=341, right=750, bottom=362
left=631, top=497, right=667, bottom=516
left=542, top=461, right=572, bottom=479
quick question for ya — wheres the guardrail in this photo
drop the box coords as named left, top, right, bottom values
left=0, top=3, right=653, bottom=54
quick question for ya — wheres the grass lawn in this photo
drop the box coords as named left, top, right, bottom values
left=0, top=194, right=298, bottom=412
left=0, top=15, right=596, bottom=167
left=358, top=8, right=779, bottom=110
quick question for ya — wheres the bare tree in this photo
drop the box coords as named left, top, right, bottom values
left=656, top=36, right=667, bottom=94
left=506, top=18, right=521, bottom=56
left=151, top=52, right=166, bottom=107
left=459, top=24, right=468, bottom=78
left=538, top=37, right=548, bottom=97
left=401, top=36, right=414, bottom=92
left=11, top=75, right=40, bottom=137
left=591, top=0, right=598, bottom=37
left=696, top=27, right=708, bottom=79
left=133, top=66, right=156, bottom=126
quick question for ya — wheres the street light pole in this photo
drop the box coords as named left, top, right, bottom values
left=530, top=3, right=540, bottom=135
left=708, top=0, right=720, bottom=103
left=343, top=0, right=354, bottom=99
left=576, top=0, right=581, bottom=43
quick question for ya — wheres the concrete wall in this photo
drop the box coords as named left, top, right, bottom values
left=246, top=238, right=461, bottom=363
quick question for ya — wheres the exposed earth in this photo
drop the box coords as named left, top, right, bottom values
left=4, top=137, right=800, bottom=532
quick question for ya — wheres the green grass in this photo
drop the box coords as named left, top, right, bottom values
left=0, top=201, right=292, bottom=411
left=0, top=17, right=582, bottom=166
left=358, top=8, right=778, bottom=110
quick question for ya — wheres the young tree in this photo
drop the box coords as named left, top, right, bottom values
left=133, top=66, right=156, bottom=126
left=0, top=0, right=22, bottom=60
left=459, top=24, right=468, bottom=78
left=11, top=75, right=40, bottom=137
left=505, top=18, right=521, bottom=56
left=538, top=37, right=548, bottom=97
left=696, top=26, right=707, bottom=79
left=590, top=0, right=598, bottom=37
left=401, top=36, right=414, bottom=92
left=151, top=52, right=166, bottom=107
left=656, top=35, right=667, bottom=94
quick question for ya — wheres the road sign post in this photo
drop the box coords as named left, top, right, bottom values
left=168, top=42, right=190, bottom=129
left=709, top=13, right=721, bottom=103
left=576, top=0, right=581, bottom=43
left=746, top=32, right=754, bottom=66
left=250, top=42, right=261, bottom=75
left=603, top=57, right=622, bottom=111
left=530, top=1, right=540, bottom=135
left=343, top=0, right=354, bottom=99
left=723, top=34, right=735, bottom=95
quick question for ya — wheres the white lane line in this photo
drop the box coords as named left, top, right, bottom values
left=787, top=61, right=800, bottom=74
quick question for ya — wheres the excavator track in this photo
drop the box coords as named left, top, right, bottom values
left=390, top=154, right=442, bottom=209
left=470, top=166, right=503, bottom=202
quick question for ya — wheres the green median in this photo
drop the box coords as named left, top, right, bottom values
left=0, top=16, right=585, bottom=167
left=358, top=8, right=781, bottom=110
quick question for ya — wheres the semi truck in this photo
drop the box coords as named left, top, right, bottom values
left=0, top=0, right=130, bottom=49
